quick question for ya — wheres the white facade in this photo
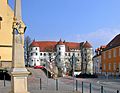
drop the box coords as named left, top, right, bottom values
left=29, top=40, right=94, bottom=74
left=29, top=47, right=40, bottom=66
left=93, top=55, right=102, bottom=75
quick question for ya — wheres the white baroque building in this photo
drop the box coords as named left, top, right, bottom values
left=29, top=39, right=93, bottom=74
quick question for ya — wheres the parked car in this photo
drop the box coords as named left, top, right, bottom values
left=34, top=65, right=44, bottom=69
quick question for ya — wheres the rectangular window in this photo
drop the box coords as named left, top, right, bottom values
left=114, top=62, right=116, bottom=71
left=65, top=53, right=67, bottom=56
left=108, top=50, right=111, bottom=58
left=113, top=48, right=116, bottom=57
left=103, top=52, right=106, bottom=59
left=68, top=53, right=70, bottom=56
left=59, top=52, right=61, bottom=56
left=108, top=63, right=111, bottom=70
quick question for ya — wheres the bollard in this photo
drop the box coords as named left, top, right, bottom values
left=82, top=81, right=83, bottom=93
left=40, top=78, right=42, bottom=90
left=76, top=80, right=78, bottom=91
left=117, top=90, right=119, bottom=93
left=90, top=83, right=91, bottom=93
left=101, top=86, right=103, bottom=93
left=4, top=73, right=5, bottom=87
left=56, top=79, right=58, bottom=91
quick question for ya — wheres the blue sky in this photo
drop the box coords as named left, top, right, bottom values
left=9, top=0, right=120, bottom=49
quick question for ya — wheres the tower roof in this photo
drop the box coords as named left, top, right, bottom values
left=83, top=41, right=92, bottom=48
left=57, top=39, right=64, bottom=45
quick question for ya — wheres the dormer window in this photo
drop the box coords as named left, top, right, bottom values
left=0, top=16, right=2, bottom=29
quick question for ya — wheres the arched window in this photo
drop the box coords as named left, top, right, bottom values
left=0, top=16, right=2, bottom=29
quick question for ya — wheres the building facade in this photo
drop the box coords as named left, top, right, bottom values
left=0, top=0, right=13, bottom=67
left=29, top=40, right=94, bottom=74
left=101, top=34, right=120, bottom=76
left=0, top=0, right=25, bottom=68
left=93, top=46, right=106, bottom=75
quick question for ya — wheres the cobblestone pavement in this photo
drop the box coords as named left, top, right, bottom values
left=1, top=68, right=120, bottom=93
left=0, top=68, right=80, bottom=93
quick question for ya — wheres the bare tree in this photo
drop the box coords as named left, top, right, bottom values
left=24, top=36, right=31, bottom=67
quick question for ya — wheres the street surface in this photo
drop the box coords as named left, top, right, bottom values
left=0, top=68, right=120, bottom=93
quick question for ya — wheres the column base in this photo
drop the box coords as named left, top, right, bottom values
left=10, top=68, right=30, bottom=93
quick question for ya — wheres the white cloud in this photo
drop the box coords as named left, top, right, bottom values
left=75, top=27, right=120, bottom=49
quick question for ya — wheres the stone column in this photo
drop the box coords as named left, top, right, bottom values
left=10, top=0, right=30, bottom=93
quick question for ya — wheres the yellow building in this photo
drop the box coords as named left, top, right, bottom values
left=0, top=0, right=25, bottom=68
left=101, top=34, right=120, bottom=76
left=0, top=0, right=13, bottom=68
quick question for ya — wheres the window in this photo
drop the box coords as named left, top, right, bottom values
left=37, top=60, right=39, bottom=61
left=73, top=53, right=75, bottom=56
left=59, top=47, right=61, bottom=50
left=36, top=48, right=37, bottom=50
left=31, top=53, right=33, bottom=56
left=103, top=63, right=106, bottom=70
left=113, top=49, right=116, bottom=57
left=54, top=53, right=56, bottom=55
left=0, top=16, right=2, bottom=29
left=103, top=52, right=106, bottom=59
left=68, top=53, right=70, bottom=56
left=36, top=53, right=38, bottom=56
left=113, top=62, right=116, bottom=71
left=31, top=48, right=32, bottom=51
left=44, top=53, right=46, bottom=56
left=49, top=53, right=51, bottom=56
left=40, top=53, right=42, bottom=56
left=40, top=59, right=43, bottom=61
left=78, top=53, right=79, bottom=56
left=65, top=53, right=67, bottom=56
left=59, top=59, right=61, bottom=61
left=108, top=50, right=111, bottom=58
left=108, top=63, right=111, bottom=70
left=31, top=60, right=33, bottom=62
left=59, top=52, right=61, bottom=56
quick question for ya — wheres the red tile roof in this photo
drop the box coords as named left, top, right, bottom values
left=30, top=40, right=92, bottom=52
